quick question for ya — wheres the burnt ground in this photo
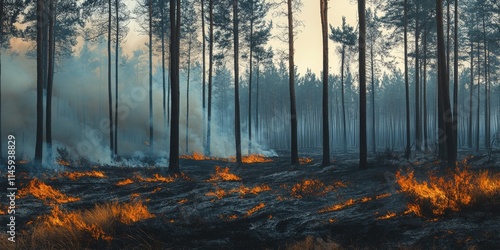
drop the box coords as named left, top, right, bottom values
left=2, top=150, right=500, bottom=249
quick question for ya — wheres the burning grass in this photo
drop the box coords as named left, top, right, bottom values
left=377, top=211, right=397, bottom=220
left=207, top=166, right=242, bottom=182
left=299, top=157, right=313, bottom=165
left=62, top=170, right=107, bottom=180
left=180, top=152, right=219, bottom=161
left=290, top=179, right=343, bottom=198
left=136, top=173, right=175, bottom=183
left=246, top=203, right=266, bottom=217
left=116, top=178, right=134, bottom=186
left=396, top=167, right=500, bottom=217
left=318, top=192, right=388, bottom=213
left=27, top=200, right=154, bottom=249
left=206, top=184, right=272, bottom=200
left=18, top=179, right=80, bottom=203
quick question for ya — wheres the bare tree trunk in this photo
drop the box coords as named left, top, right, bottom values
left=46, top=0, right=55, bottom=161
left=201, top=0, right=206, bottom=146
left=35, top=0, right=45, bottom=168
left=341, top=46, right=346, bottom=152
left=358, top=0, right=367, bottom=169
left=148, top=0, right=153, bottom=151
left=468, top=39, right=473, bottom=148
left=482, top=14, right=489, bottom=150
left=206, top=0, right=213, bottom=156
left=404, top=0, right=410, bottom=159
left=320, top=0, right=330, bottom=166
left=114, top=0, right=119, bottom=156
left=423, top=25, right=428, bottom=151
left=436, top=0, right=456, bottom=167
left=168, top=0, right=181, bottom=174
left=370, top=39, right=375, bottom=154
left=161, top=0, right=166, bottom=143
left=248, top=6, right=254, bottom=155
left=452, top=0, right=458, bottom=154
left=415, top=7, right=421, bottom=152
left=108, top=0, right=114, bottom=157
left=233, top=0, right=242, bottom=164
left=476, top=38, right=480, bottom=151
left=185, top=32, right=193, bottom=153
left=0, top=0, right=3, bottom=159
left=287, top=0, right=299, bottom=166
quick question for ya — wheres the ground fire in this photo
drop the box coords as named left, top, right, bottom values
left=61, top=170, right=107, bottom=180
left=396, top=167, right=500, bottom=217
left=207, top=166, right=242, bottom=181
left=18, top=179, right=80, bottom=203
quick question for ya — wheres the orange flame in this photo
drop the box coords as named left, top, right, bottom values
left=290, top=179, right=341, bottom=198
left=207, top=166, right=242, bottom=182
left=18, top=179, right=80, bottom=203
left=136, top=173, right=175, bottom=183
left=246, top=203, right=265, bottom=217
left=180, top=152, right=218, bottom=160
left=57, top=160, right=71, bottom=166
left=62, top=170, right=107, bottom=180
left=116, top=178, right=134, bottom=186
left=230, top=184, right=272, bottom=197
left=377, top=211, right=397, bottom=220
left=396, top=168, right=500, bottom=217
left=318, top=193, right=382, bottom=213
left=205, top=187, right=228, bottom=199
left=299, top=157, right=313, bottom=165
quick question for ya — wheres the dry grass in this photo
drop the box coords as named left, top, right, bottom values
left=286, top=236, right=342, bottom=250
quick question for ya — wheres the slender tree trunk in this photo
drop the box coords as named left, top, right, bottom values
left=423, top=25, right=428, bottom=151
left=46, top=0, right=55, bottom=160
left=201, top=0, right=206, bottom=146
left=436, top=0, right=456, bottom=167
left=161, top=0, right=166, bottom=143
left=452, top=0, right=458, bottom=153
left=320, top=0, right=330, bottom=166
left=404, top=0, right=410, bottom=159
left=149, top=0, right=153, bottom=151
left=482, top=14, right=489, bottom=150
left=233, top=0, right=242, bottom=164
left=248, top=12, right=254, bottom=155
left=206, top=0, right=213, bottom=156
left=0, top=0, right=3, bottom=159
left=256, top=58, right=260, bottom=140
left=341, top=46, right=346, bottom=152
left=468, top=36, right=473, bottom=148
left=185, top=34, right=192, bottom=153
left=35, top=0, right=45, bottom=168
left=358, top=0, right=367, bottom=168
left=415, top=9, right=421, bottom=152
left=287, top=0, right=299, bottom=166
left=108, top=0, right=114, bottom=157
left=168, top=0, right=181, bottom=174
left=476, top=38, right=480, bottom=151
left=370, top=40, right=375, bottom=154
left=114, top=0, right=119, bottom=156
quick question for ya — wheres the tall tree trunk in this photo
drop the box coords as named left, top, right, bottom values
left=114, top=0, right=119, bottom=156
left=0, top=0, right=3, bottom=159
left=436, top=0, right=456, bottom=167
left=108, top=0, right=114, bottom=157
left=423, top=25, right=428, bottom=151
left=46, top=0, right=55, bottom=161
left=233, top=0, right=242, bottom=164
left=287, top=0, right=299, bottom=166
left=248, top=7, right=254, bottom=155
left=476, top=38, right=480, bottom=151
left=206, top=0, right=213, bottom=156
left=358, top=0, right=367, bottom=169
left=370, top=38, right=375, bottom=154
left=452, top=0, right=458, bottom=154
left=168, top=0, right=181, bottom=174
left=185, top=33, right=192, bottom=153
left=201, top=0, right=206, bottom=146
left=404, top=0, right=410, bottom=159
left=468, top=38, right=473, bottom=149
left=341, top=46, right=346, bottom=152
left=320, top=0, right=330, bottom=166
left=256, top=58, right=260, bottom=140
left=415, top=8, right=421, bottom=152
left=148, top=0, right=153, bottom=151
left=161, top=0, right=166, bottom=143
left=482, top=14, right=489, bottom=150
left=35, top=0, right=45, bottom=168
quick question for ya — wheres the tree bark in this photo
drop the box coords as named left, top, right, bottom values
left=46, top=0, right=55, bottom=160
left=114, top=0, right=119, bottom=156
left=35, top=0, right=45, bottom=168
left=404, top=0, right=410, bottom=159
left=206, top=0, right=213, bottom=156
left=233, top=0, right=242, bottom=164
left=149, top=0, right=153, bottom=152
left=287, top=0, right=299, bottom=166
left=107, top=0, right=114, bottom=157
left=436, top=0, right=456, bottom=167
left=358, top=0, right=367, bottom=169
left=168, top=0, right=181, bottom=174
left=468, top=38, right=473, bottom=149
left=320, top=0, right=330, bottom=166
left=452, top=0, right=458, bottom=154
left=415, top=6, right=421, bottom=152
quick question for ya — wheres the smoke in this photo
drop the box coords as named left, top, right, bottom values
left=1, top=47, right=275, bottom=167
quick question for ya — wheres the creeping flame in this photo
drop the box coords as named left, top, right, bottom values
left=18, top=179, right=80, bottom=203
left=290, top=179, right=341, bottom=198
left=57, top=160, right=71, bottom=166
left=207, top=166, right=242, bottom=182
left=246, top=203, right=265, bottom=217
left=116, top=178, right=134, bottom=186
left=230, top=184, right=272, bottom=197
left=396, top=168, right=500, bottom=217
left=377, top=211, right=397, bottom=220
left=62, top=170, right=107, bottom=180
left=136, top=173, right=175, bottom=183
left=205, top=187, right=228, bottom=199
left=299, top=157, right=313, bottom=165
left=318, top=193, right=382, bottom=213
left=180, top=152, right=218, bottom=160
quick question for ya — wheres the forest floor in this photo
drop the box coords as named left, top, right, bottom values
left=1, top=150, right=500, bottom=249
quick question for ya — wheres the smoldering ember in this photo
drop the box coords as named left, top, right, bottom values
left=0, top=0, right=499, bottom=249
